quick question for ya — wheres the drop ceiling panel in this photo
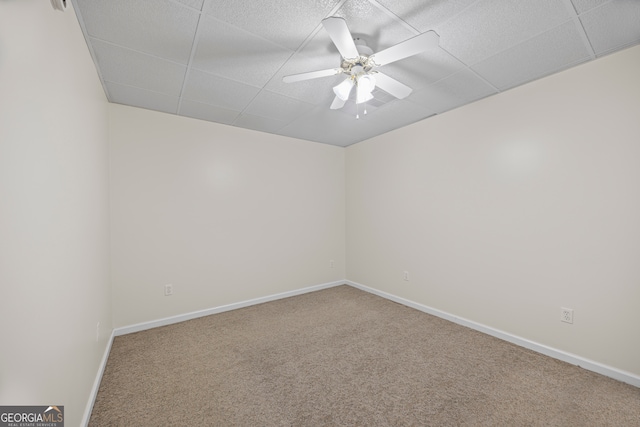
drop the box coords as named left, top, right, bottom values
left=377, top=48, right=466, bottom=93
left=176, top=0, right=204, bottom=11
left=437, top=0, right=573, bottom=65
left=179, top=100, right=240, bottom=125
left=333, top=0, right=417, bottom=53
left=570, top=0, right=610, bottom=14
left=73, top=0, right=640, bottom=146
left=233, top=114, right=289, bottom=134
left=375, top=0, right=477, bottom=33
left=105, top=82, right=180, bottom=115
left=409, top=69, right=498, bottom=113
left=90, top=39, right=187, bottom=97
left=340, top=99, right=437, bottom=141
left=191, top=16, right=294, bottom=87
left=579, top=1, right=640, bottom=56
left=77, top=0, right=199, bottom=64
left=278, top=106, right=365, bottom=146
left=472, top=21, right=592, bottom=91
left=182, top=68, right=261, bottom=111
left=202, top=0, right=343, bottom=51
left=243, top=91, right=315, bottom=123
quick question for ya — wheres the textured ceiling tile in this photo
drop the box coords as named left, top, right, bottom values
left=409, top=69, right=498, bottom=113
left=175, top=0, right=204, bottom=10
left=73, top=0, right=639, bottom=146
left=571, top=0, right=610, bottom=14
left=437, top=0, right=573, bottom=65
left=182, top=69, right=261, bottom=111
left=338, top=99, right=437, bottom=143
left=202, top=0, right=342, bottom=51
left=234, top=114, right=289, bottom=134
left=91, top=39, right=186, bottom=97
left=378, top=47, right=466, bottom=92
left=278, top=106, right=362, bottom=146
left=179, top=100, right=240, bottom=125
left=375, top=0, right=477, bottom=33
left=191, top=16, right=294, bottom=87
left=277, top=97, right=435, bottom=147
left=472, top=21, right=592, bottom=91
left=75, top=0, right=199, bottom=64
left=244, top=91, right=315, bottom=123
left=105, top=82, right=179, bottom=114
left=330, top=0, right=416, bottom=54
left=580, top=0, right=640, bottom=55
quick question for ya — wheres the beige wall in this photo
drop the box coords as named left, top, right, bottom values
left=109, top=105, right=346, bottom=328
left=346, top=45, right=640, bottom=376
left=0, top=1, right=111, bottom=426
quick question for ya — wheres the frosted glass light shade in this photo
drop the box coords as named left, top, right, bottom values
left=356, top=74, right=376, bottom=104
left=333, top=78, right=355, bottom=101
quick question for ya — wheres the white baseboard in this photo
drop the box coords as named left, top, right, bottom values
left=86, top=276, right=638, bottom=426
left=114, top=280, right=345, bottom=336
left=81, top=328, right=115, bottom=427
left=346, top=280, right=640, bottom=388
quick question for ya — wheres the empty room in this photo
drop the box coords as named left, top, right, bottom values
left=1, top=0, right=639, bottom=425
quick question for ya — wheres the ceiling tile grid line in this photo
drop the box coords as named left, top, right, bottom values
left=166, top=0, right=204, bottom=13
left=89, top=38, right=188, bottom=98
left=72, top=0, right=640, bottom=146
left=375, top=0, right=484, bottom=35
left=176, top=12, right=205, bottom=115
left=445, top=16, right=595, bottom=90
left=285, top=0, right=352, bottom=54
left=579, top=0, right=640, bottom=57
left=86, top=36, right=194, bottom=70
left=451, top=17, right=582, bottom=71
left=367, top=0, right=422, bottom=36
left=193, top=13, right=298, bottom=56
left=233, top=91, right=318, bottom=129
left=569, top=15, right=597, bottom=59
left=465, top=18, right=595, bottom=91
left=560, top=0, right=597, bottom=59
left=69, top=0, right=112, bottom=101
left=572, top=0, right=613, bottom=15
left=224, top=17, right=328, bottom=126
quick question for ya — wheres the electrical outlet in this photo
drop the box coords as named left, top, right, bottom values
left=329, top=260, right=335, bottom=269
left=561, top=307, right=573, bottom=324
left=164, top=284, right=173, bottom=296
left=403, top=271, right=409, bottom=281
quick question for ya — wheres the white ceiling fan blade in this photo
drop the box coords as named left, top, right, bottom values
left=374, top=72, right=413, bottom=99
left=322, top=17, right=360, bottom=60
left=330, top=96, right=347, bottom=110
left=370, top=31, right=439, bottom=66
left=282, top=68, right=342, bottom=83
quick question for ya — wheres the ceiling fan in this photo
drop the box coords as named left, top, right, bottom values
left=283, top=17, right=440, bottom=112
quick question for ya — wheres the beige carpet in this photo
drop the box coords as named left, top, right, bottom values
left=89, top=285, right=640, bottom=426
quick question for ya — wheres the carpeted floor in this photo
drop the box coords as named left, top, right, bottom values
left=89, top=285, right=640, bottom=426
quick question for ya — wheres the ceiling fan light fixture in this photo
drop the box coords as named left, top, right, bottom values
left=282, top=17, right=440, bottom=112
left=356, top=74, right=376, bottom=104
left=333, top=78, right=355, bottom=101
left=356, top=90, right=374, bottom=105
